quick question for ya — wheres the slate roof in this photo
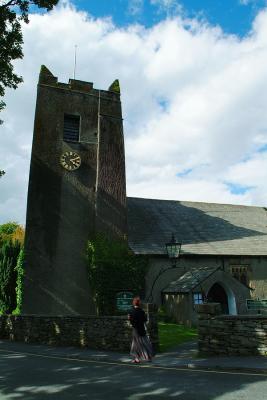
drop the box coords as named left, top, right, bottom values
left=127, top=197, right=267, bottom=256
left=162, top=266, right=219, bottom=293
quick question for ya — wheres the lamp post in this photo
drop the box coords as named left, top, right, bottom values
left=147, top=234, right=182, bottom=303
left=165, top=236, right=206, bottom=305
left=165, top=233, right=182, bottom=267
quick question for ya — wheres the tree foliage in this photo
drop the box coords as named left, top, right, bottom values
left=86, top=234, right=149, bottom=315
left=0, top=221, right=19, bottom=235
left=0, top=170, right=5, bottom=178
left=0, top=238, right=21, bottom=314
left=0, top=0, right=59, bottom=114
left=0, top=222, right=25, bottom=246
left=0, top=222, right=25, bottom=314
left=0, top=221, right=25, bottom=314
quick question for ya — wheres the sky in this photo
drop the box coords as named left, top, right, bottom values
left=1, top=0, right=267, bottom=225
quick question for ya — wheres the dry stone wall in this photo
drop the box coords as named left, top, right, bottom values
left=0, top=311, right=158, bottom=352
left=196, top=303, right=267, bottom=356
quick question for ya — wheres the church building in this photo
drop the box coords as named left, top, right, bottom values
left=23, top=67, right=267, bottom=324
left=127, top=198, right=267, bottom=325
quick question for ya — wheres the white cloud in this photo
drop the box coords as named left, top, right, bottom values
left=1, top=2, right=267, bottom=224
left=128, top=0, right=144, bottom=16
left=240, top=0, right=267, bottom=6
left=150, top=0, right=183, bottom=15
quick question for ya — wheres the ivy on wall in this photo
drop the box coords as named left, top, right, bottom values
left=86, top=234, right=149, bottom=315
left=12, top=248, right=24, bottom=315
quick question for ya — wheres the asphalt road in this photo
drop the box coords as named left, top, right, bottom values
left=0, top=349, right=266, bottom=400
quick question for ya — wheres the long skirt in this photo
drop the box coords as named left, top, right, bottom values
left=130, top=328, right=154, bottom=360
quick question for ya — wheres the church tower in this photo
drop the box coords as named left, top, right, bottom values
left=22, top=66, right=127, bottom=315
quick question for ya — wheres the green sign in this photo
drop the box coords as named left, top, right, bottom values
left=116, top=291, right=133, bottom=311
left=247, top=299, right=267, bottom=310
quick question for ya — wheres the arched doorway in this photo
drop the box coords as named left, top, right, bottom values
left=207, top=283, right=229, bottom=314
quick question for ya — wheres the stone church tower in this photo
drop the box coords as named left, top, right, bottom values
left=22, top=66, right=127, bottom=315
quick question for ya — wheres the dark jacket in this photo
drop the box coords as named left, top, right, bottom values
left=128, top=306, right=147, bottom=336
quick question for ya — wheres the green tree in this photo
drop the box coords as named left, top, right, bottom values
left=0, top=222, right=25, bottom=246
left=0, top=238, right=21, bottom=314
left=0, top=0, right=59, bottom=116
left=0, top=170, right=5, bottom=177
left=0, top=221, right=19, bottom=235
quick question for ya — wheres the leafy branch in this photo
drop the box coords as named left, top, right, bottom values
left=0, top=0, right=59, bottom=119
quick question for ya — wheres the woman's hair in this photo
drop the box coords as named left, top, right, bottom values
left=132, top=296, right=141, bottom=306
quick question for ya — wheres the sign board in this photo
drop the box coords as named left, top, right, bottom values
left=116, top=291, right=133, bottom=312
left=246, top=299, right=267, bottom=310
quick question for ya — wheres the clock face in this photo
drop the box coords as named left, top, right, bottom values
left=60, top=151, right=81, bottom=171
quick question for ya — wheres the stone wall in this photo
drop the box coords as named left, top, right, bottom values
left=196, top=303, right=267, bottom=356
left=0, top=311, right=158, bottom=353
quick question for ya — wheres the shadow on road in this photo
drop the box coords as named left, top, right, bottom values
left=0, top=344, right=266, bottom=399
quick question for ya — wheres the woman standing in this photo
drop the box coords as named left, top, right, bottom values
left=128, top=297, right=154, bottom=364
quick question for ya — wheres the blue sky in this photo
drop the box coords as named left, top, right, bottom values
left=73, top=0, right=267, bottom=37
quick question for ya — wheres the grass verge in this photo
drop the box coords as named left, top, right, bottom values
left=158, top=322, right=198, bottom=353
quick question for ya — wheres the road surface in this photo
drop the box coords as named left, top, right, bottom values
left=0, top=348, right=266, bottom=399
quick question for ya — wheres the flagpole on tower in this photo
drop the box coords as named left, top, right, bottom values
left=73, top=44, right=77, bottom=79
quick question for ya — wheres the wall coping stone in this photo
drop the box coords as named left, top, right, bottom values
left=216, top=315, right=267, bottom=320
left=8, top=315, right=128, bottom=319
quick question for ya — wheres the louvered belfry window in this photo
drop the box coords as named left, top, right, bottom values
left=63, top=114, right=80, bottom=142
